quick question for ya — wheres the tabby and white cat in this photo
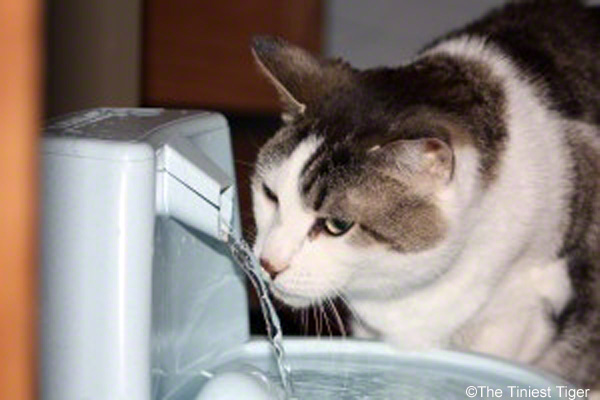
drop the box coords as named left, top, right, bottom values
left=250, top=0, right=600, bottom=389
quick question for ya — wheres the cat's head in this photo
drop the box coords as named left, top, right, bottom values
left=250, top=36, right=503, bottom=307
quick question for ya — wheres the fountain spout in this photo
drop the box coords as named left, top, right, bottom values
left=153, top=132, right=234, bottom=241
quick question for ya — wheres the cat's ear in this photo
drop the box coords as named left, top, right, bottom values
left=251, top=35, right=351, bottom=119
left=368, top=138, right=454, bottom=186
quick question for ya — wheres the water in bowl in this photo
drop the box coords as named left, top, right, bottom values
left=184, top=338, right=568, bottom=400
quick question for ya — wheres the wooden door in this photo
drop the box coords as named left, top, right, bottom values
left=143, top=0, right=322, bottom=113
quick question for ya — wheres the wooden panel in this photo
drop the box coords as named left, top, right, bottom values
left=45, top=0, right=142, bottom=117
left=0, top=0, right=41, bottom=397
left=143, top=0, right=322, bottom=113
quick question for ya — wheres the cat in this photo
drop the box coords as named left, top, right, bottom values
left=250, top=0, right=600, bottom=390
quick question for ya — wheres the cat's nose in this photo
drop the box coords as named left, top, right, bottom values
left=260, top=257, right=283, bottom=280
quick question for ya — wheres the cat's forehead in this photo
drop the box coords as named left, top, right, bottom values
left=256, top=102, right=395, bottom=176
left=253, top=124, right=318, bottom=197
left=256, top=113, right=432, bottom=200
left=256, top=108, right=451, bottom=182
left=255, top=130, right=447, bottom=251
left=255, top=119, right=357, bottom=188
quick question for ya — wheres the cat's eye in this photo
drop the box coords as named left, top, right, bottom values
left=323, top=218, right=354, bottom=237
left=262, top=184, right=278, bottom=204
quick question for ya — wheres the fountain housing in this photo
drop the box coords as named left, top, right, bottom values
left=41, top=108, right=247, bottom=400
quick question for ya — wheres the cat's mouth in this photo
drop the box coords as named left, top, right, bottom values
left=269, top=282, right=320, bottom=308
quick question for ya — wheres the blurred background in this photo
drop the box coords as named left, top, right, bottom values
left=9, top=0, right=600, bottom=396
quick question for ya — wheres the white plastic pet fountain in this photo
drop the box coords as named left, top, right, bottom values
left=40, top=108, right=574, bottom=400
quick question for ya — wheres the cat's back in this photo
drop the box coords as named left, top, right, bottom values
left=435, top=0, right=600, bottom=124
left=424, top=2, right=600, bottom=387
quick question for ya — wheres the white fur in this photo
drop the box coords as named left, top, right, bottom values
left=348, top=36, right=574, bottom=356
left=254, top=35, right=574, bottom=364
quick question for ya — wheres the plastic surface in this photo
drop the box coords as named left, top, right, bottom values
left=41, top=136, right=155, bottom=400
left=40, top=108, right=246, bottom=400
left=151, top=219, right=247, bottom=400
left=170, top=339, right=572, bottom=400
left=194, top=371, right=282, bottom=400
left=152, top=128, right=234, bottom=241
left=45, top=107, right=235, bottom=241
left=150, top=111, right=247, bottom=399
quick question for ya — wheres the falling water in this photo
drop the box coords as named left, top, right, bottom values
left=226, top=232, right=296, bottom=399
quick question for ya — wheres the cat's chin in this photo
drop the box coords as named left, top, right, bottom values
left=269, top=284, right=323, bottom=309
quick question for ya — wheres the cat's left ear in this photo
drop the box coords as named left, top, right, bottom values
left=368, top=137, right=454, bottom=186
left=251, top=35, right=352, bottom=120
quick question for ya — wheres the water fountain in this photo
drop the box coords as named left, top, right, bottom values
left=40, top=108, right=574, bottom=400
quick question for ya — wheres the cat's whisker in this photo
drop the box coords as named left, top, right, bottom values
left=321, top=303, right=333, bottom=339
left=241, top=232, right=257, bottom=246
left=234, top=158, right=255, bottom=168
left=326, top=296, right=347, bottom=338
left=239, top=222, right=256, bottom=237
left=324, top=298, right=340, bottom=339
left=312, top=306, right=320, bottom=338
left=336, top=291, right=371, bottom=336
left=317, top=306, right=324, bottom=339
left=318, top=305, right=326, bottom=339
left=335, top=290, right=361, bottom=322
left=302, top=308, right=309, bottom=336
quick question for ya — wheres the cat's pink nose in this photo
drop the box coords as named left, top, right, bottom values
left=260, top=258, right=281, bottom=279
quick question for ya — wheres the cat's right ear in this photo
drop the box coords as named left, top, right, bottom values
left=251, top=35, right=351, bottom=120
left=368, top=137, right=455, bottom=190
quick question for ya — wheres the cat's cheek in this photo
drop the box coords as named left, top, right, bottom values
left=253, top=206, right=275, bottom=238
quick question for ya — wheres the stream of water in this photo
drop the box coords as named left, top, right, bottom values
left=226, top=232, right=296, bottom=399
